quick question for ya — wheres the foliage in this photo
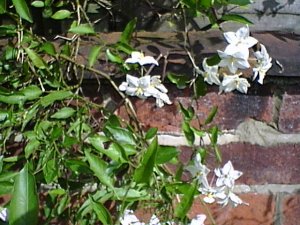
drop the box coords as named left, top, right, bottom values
left=0, top=0, right=254, bottom=224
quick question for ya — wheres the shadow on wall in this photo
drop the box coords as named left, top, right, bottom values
left=256, top=0, right=296, bottom=18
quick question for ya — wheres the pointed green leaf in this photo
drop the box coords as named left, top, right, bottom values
left=9, top=164, right=38, bottom=225
left=182, top=121, right=195, bottom=146
left=204, top=106, right=218, bottom=125
left=156, top=146, right=179, bottom=164
left=25, top=48, right=46, bottom=69
left=228, top=0, right=252, bottom=6
left=106, top=126, right=136, bottom=145
left=221, top=14, right=253, bottom=25
left=25, top=139, right=40, bottom=159
left=89, top=195, right=112, bottom=225
left=12, top=0, right=33, bottom=23
left=194, top=76, right=207, bottom=98
left=20, top=85, right=42, bottom=101
left=40, top=90, right=73, bottom=107
left=174, top=183, right=197, bottom=220
left=145, top=127, right=158, bottom=140
left=88, top=46, right=102, bottom=67
left=178, top=102, right=194, bottom=121
left=106, top=49, right=123, bottom=64
left=31, top=1, right=44, bottom=8
left=167, top=73, right=189, bottom=89
left=51, top=9, right=72, bottom=20
left=68, top=24, right=95, bottom=34
left=41, top=42, right=56, bottom=56
left=120, top=18, right=137, bottom=44
left=51, top=107, right=76, bottom=119
left=85, top=151, right=114, bottom=189
left=133, top=137, right=158, bottom=184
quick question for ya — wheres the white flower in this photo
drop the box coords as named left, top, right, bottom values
left=0, top=207, right=8, bottom=222
left=201, top=58, right=221, bottom=85
left=125, top=51, right=159, bottom=66
left=119, top=75, right=171, bottom=108
left=218, top=47, right=250, bottom=73
left=186, top=153, right=210, bottom=187
left=214, top=161, right=243, bottom=188
left=190, top=214, right=207, bottom=225
left=149, top=214, right=161, bottom=225
left=253, top=44, right=272, bottom=84
left=223, top=25, right=258, bottom=49
left=120, top=210, right=144, bottom=225
left=119, top=74, right=152, bottom=99
left=217, top=189, right=247, bottom=207
left=201, top=186, right=227, bottom=204
left=219, top=74, right=250, bottom=94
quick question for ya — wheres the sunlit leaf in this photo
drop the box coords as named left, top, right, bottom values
left=0, top=0, right=6, bottom=14
left=41, top=42, right=56, bottom=56
left=133, top=137, right=158, bottom=185
left=51, top=107, right=76, bottom=119
left=88, top=46, right=102, bottom=67
left=106, top=126, right=136, bottom=145
left=228, top=0, right=253, bottom=6
left=31, top=1, right=44, bottom=7
left=156, top=146, right=179, bottom=164
left=25, top=48, right=46, bottom=69
left=12, top=0, right=33, bottom=22
left=51, top=9, right=72, bottom=20
left=25, top=139, right=40, bottom=159
left=106, top=49, right=123, bottom=64
left=85, top=151, right=114, bottom=189
left=145, top=127, right=158, bottom=140
left=120, top=18, right=137, bottom=44
left=9, top=164, right=38, bottom=225
left=40, top=90, right=73, bottom=107
left=68, top=23, right=95, bottom=34
left=89, top=195, right=112, bottom=225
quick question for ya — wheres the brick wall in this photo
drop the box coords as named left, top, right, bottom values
left=80, top=31, right=300, bottom=224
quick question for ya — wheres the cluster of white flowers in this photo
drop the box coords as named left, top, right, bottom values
left=187, top=154, right=246, bottom=207
left=119, top=52, right=172, bottom=108
left=120, top=209, right=206, bottom=225
left=199, top=25, right=272, bottom=94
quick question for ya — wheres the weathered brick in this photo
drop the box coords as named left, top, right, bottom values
left=189, top=194, right=276, bottom=225
left=179, top=143, right=300, bottom=185
left=279, top=91, right=300, bottom=133
left=282, top=194, right=300, bottom=225
left=117, top=85, right=275, bottom=132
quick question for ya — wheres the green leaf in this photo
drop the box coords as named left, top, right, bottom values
left=178, top=102, right=194, bottom=121
left=31, top=1, right=45, bottom=7
left=210, top=126, right=218, bottom=145
left=43, top=158, right=58, bottom=183
left=204, top=106, right=218, bottom=125
left=106, top=49, right=123, bottom=64
left=156, top=146, right=179, bottom=164
left=206, top=54, right=221, bottom=66
left=145, top=127, right=158, bottom=140
left=167, top=73, right=189, bottom=89
left=174, top=183, right=197, bottom=220
left=25, top=139, right=40, bottom=159
left=51, top=9, right=72, bottom=20
left=25, top=48, right=46, bottom=69
left=133, top=137, right=158, bottom=185
left=106, top=126, right=136, bottom=145
left=0, top=94, right=25, bottom=105
left=0, top=0, right=6, bottom=14
left=40, top=90, right=73, bottom=107
left=85, top=151, right=114, bottom=189
left=9, top=164, right=38, bottom=225
left=120, top=18, right=137, bottom=44
left=68, top=23, right=95, bottom=34
left=89, top=195, right=112, bottom=225
left=41, top=42, right=56, bottom=56
left=193, top=76, right=207, bottom=98
left=12, top=0, right=33, bottom=22
left=88, top=46, right=102, bottom=67
left=182, top=121, right=195, bottom=146
left=214, top=145, right=222, bottom=163
left=227, top=0, right=253, bottom=6
left=20, top=85, right=42, bottom=101
left=221, top=14, right=253, bottom=25
left=0, top=181, right=13, bottom=195
left=51, top=107, right=76, bottom=119
left=113, top=188, right=148, bottom=201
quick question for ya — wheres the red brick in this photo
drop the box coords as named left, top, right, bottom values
left=279, top=93, right=300, bottom=133
left=117, top=85, right=275, bottom=132
left=282, top=194, right=300, bottom=225
left=189, top=194, right=276, bottom=225
left=179, top=143, right=300, bottom=185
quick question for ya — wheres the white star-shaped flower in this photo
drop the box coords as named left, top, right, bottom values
left=214, top=161, right=243, bottom=188
left=253, top=44, right=272, bottom=84
left=217, top=189, right=247, bottom=207
left=186, top=153, right=210, bottom=187
left=125, top=51, right=159, bottom=66
left=119, top=75, right=171, bottom=107
left=223, top=25, right=258, bottom=49
left=201, top=58, right=221, bottom=85
left=219, top=74, right=250, bottom=94
left=218, top=47, right=250, bottom=73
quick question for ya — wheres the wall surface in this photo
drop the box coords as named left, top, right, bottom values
left=80, top=30, right=300, bottom=224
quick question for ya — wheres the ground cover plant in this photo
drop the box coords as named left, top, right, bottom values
left=0, top=0, right=272, bottom=224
